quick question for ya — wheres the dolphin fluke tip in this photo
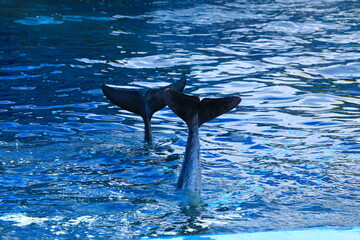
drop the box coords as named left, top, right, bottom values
left=101, top=84, right=110, bottom=96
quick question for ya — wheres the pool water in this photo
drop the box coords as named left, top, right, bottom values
left=1, top=0, right=360, bottom=239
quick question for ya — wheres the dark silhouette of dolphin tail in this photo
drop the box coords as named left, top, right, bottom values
left=164, top=89, right=241, bottom=127
left=101, top=77, right=186, bottom=142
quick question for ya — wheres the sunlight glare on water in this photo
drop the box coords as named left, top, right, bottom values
left=0, top=0, right=360, bottom=239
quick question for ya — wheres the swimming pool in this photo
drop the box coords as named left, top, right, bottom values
left=1, top=0, right=360, bottom=239
left=132, top=227, right=360, bottom=240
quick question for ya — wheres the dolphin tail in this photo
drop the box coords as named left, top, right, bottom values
left=101, top=77, right=186, bottom=141
left=164, top=88, right=241, bottom=127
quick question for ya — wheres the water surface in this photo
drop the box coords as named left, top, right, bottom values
left=1, top=0, right=360, bottom=239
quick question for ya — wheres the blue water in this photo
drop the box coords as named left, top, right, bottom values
left=1, top=0, right=360, bottom=239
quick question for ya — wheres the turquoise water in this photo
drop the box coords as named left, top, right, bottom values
left=135, top=227, right=360, bottom=240
left=1, top=0, right=360, bottom=239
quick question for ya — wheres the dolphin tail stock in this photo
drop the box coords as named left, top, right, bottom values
left=101, top=77, right=186, bottom=141
left=164, top=88, right=241, bottom=127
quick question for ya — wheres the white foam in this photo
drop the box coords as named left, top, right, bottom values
left=64, top=215, right=99, bottom=226
left=0, top=213, right=50, bottom=227
left=0, top=213, right=98, bottom=228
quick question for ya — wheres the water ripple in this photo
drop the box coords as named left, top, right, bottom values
left=11, top=102, right=107, bottom=110
left=15, top=16, right=63, bottom=25
left=304, top=62, right=360, bottom=79
left=108, top=53, right=218, bottom=69
left=1, top=0, right=360, bottom=238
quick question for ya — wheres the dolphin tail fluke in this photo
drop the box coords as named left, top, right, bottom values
left=101, top=85, right=144, bottom=116
left=198, top=96, right=241, bottom=126
left=101, top=77, right=187, bottom=141
left=102, top=77, right=186, bottom=117
left=164, top=89, right=241, bottom=127
left=101, top=84, right=153, bottom=140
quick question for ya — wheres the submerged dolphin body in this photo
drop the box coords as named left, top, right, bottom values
left=101, top=77, right=186, bottom=142
left=164, top=89, right=241, bottom=205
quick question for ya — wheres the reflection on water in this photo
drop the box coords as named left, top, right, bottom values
left=1, top=0, right=360, bottom=239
